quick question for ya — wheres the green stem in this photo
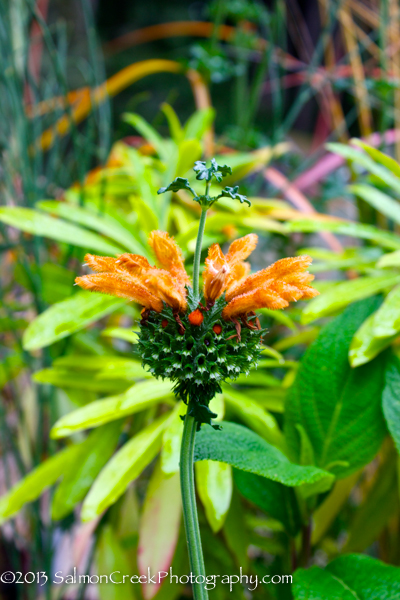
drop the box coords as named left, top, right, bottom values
left=180, top=406, right=208, bottom=600
left=193, top=207, right=208, bottom=300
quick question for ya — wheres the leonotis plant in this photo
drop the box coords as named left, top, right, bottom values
left=75, top=159, right=318, bottom=600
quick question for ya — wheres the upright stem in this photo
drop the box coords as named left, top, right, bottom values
left=180, top=407, right=208, bottom=600
left=193, top=207, right=208, bottom=300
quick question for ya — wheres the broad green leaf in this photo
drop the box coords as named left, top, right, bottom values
left=327, top=554, right=400, bottom=599
left=382, top=356, right=400, bottom=454
left=222, top=387, right=284, bottom=449
left=0, top=207, right=124, bottom=254
left=274, top=328, right=319, bottom=350
left=176, top=139, right=202, bottom=177
left=96, top=525, right=136, bottom=600
left=51, top=380, right=174, bottom=438
left=327, top=142, right=400, bottom=195
left=130, top=195, right=159, bottom=236
left=293, top=566, right=360, bottom=600
left=53, top=355, right=139, bottom=371
left=138, top=462, right=181, bottom=600
left=23, top=292, right=125, bottom=351
left=301, top=274, right=400, bottom=324
left=194, top=422, right=334, bottom=489
left=234, top=469, right=301, bottom=536
left=0, top=444, right=81, bottom=523
left=350, top=184, right=400, bottom=226
left=51, top=423, right=122, bottom=520
left=37, top=201, right=144, bottom=254
left=285, top=299, right=387, bottom=478
left=195, top=461, right=232, bottom=533
left=81, top=413, right=170, bottom=521
left=286, top=218, right=400, bottom=250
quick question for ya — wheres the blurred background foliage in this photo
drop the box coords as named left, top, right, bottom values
left=2, top=0, right=400, bottom=599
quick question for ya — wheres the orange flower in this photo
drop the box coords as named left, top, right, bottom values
left=75, top=230, right=318, bottom=323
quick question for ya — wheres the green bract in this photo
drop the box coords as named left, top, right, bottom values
left=137, top=289, right=264, bottom=429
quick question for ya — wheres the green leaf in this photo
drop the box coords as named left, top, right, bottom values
left=195, top=461, right=232, bottom=533
left=301, top=274, right=400, bottom=325
left=176, top=139, right=202, bottom=177
left=285, top=298, right=387, bottom=478
left=352, top=140, right=400, bottom=179
left=286, top=218, right=400, bottom=250
left=33, top=368, right=128, bottom=393
left=222, top=387, right=285, bottom=449
left=218, top=186, right=250, bottom=206
left=0, top=207, right=124, bottom=254
left=344, top=453, right=398, bottom=552
left=81, top=413, right=170, bottom=521
left=161, top=103, right=183, bottom=142
left=0, top=445, right=81, bottom=523
left=51, top=380, right=174, bottom=438
left=183, top=107, right=215, bottom=140
left=372, top=285, right=400, bottom=337
left=96, top=525, right=136, bottom=600
left=138, top=462, right=181, bottom=600
left=293, top=566, right=360, bottom=600
left=123, top=112, right=169, bottom=161
left=382, top=356, right=400, bottom=454
left=36, top=201, right=144, bottom=253
left=101, top=327, right=138, bottom=344
left=234, top=469, right=301, bottom=536
left=157, top=177, right=196, bottom=196
left=51, top=423, right=122, bottom=520
left=194, top=422, right=334, bottom=489
left=23, top=292, right=125, bottom=351
left=327, top=554, right=400, bottom=599
left=193, top=158, right=232, bottom=182
left=377, top=249, right=400, bottom=268
left=350, top=184, right=400, bottom=226
left=327, top=142, right=400, bottom=196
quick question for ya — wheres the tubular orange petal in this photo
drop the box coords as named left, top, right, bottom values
left=231, top=255, right=313, bottom=298
left=225, top=234, right=258, bottom=265
left=144, top=269, right=187, bottom=312
left=75, top=274, right=163, bottom=311
left=222, top=288, right=288, bottom=319
left=203, top=243, right=227, bottom=299
left=225, top=261, right=251, bottom=301
left=148, top=230, right=190, bottom=286
left=204, top=264, right=229, bottom=302
left=116, top=253, right=152, bottom=275
left=84, top=254, right=120, bottom=273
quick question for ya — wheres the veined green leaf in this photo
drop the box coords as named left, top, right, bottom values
left=23, top=292, right=125, bottom=351
left=195, top=461, right=232, bottom=533
left=51, top=423, right=122, bottom=520
left=327, top=554, right=400, bottom=599
left=382, top=356, right=400, bottom=455
left=82, top=413, right=170, bottom=521
left=138, top=462, right=181, bottom=600
left=350, top=184, right=400, bottom=226
left=36, top=201, right=144, bottom=254
left=286, top=218, right=400, bottom=250
left=285, top=299, right=387, bottom=478
left=0, top=444, right=81, bottom=523
left=234, top=469, right=301, bottom=536
left=301, top=274, right=400, bottom=324
left=222, top=387, right=284, bottom=449
left=0, top=207, right=124, bottom=254
left=51, top=380, right=174, bottom=438
left=194, top=422, right=334, bottom=489
left=293, top=565, right=360, bottom=599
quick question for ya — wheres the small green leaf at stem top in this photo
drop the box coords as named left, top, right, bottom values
left=193, top=158, right=232, bottom=182
left=157, top=177, right=196, bottom=196
left=217, top=185, right=251, bottom=206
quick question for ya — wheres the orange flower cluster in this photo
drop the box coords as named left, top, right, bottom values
left=75, top=230, right=318, bottom=320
